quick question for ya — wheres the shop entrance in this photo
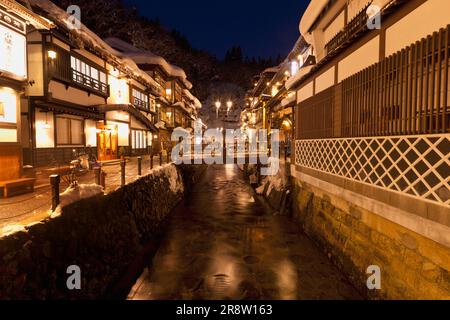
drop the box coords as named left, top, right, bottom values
left=97, top=124, right=118, bottom=161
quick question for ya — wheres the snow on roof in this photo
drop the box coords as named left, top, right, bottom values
left=119, top=56, right=160, bottom=91
left=193, top=98, right=202, bottom=109
left=155, top=121, right=167, bottom=129
left=173, top=101, right=193, bottom=115
left=183, top=89, right=202, bottom=109
left=105, top=37, right=193, bottom=90
left=285, top=65, right=314, bottom=90
left=263, top=66, right=280, bottom=74
left=299, top=0, right=329, bottom=44
left=3, top=0, right=54, bottom=30
left=281, top=94, right=296, bottom=107
left=29, top=0, right=111, bottom=55
left=29, top=0, right=159, bottom=91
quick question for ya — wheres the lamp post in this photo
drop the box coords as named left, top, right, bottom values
left=215, top=101, right=221, bottom=119
left=226, top=100, right=233, bottom=115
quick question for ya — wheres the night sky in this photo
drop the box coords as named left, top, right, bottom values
left=125, top=0, right=309, bottom=60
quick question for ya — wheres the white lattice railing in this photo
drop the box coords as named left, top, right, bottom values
left=295, top=134, right=450, bottom=206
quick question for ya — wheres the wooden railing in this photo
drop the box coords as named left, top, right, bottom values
left=132, top=96, right=149, bottom=110
left=71, top=69, right=109, bottom=96
left=325, top=3, right=370, bottom=55
left=298, top=26, right=450, bottom=139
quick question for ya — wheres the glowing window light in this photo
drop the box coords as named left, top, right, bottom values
left=48, top=50, right=57, bottom=60
left=290, top=61, right=299, bottom=76
left=0, top=25, right=27, bottom=79
left=0, top=87, right=17, bottom=124
left=43, top=112, right=51, bottom=129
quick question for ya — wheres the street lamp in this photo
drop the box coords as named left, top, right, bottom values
left=227, top=100, right=233, bottom=114
left=215, top=101, right=221, bottom=119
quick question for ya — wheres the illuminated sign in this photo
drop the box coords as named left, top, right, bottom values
left=0, top=88, right=17, bottom=124
left=290, top=61, right=299, bottom=77
left=0, top=9, right=27, bottom=80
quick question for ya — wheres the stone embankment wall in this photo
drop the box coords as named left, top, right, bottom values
left=0, top=164, right=205, bottom=299
left=292, top=178, right=450, bottom=300
left=241, top=161, right=291, bottom=213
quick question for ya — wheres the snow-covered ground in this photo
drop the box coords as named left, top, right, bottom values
left=51, top=184, right=104, bottom=218
left=0, top=160, right=181, bottom=237
left=256, top=173, right=288, bottom=197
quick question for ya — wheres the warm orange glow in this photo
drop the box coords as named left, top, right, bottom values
left=0, top=24, right=27, bottom=79
left=48, top=50, right=57, bottom=60
left=282, top=119, right=292, bottom=129
left=0, top=87, right=17, bottom=124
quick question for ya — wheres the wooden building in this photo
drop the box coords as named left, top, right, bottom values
left=0, top=0, right=51, bottom=184
left=24, top=0, right=159, bottom=166
left=290, top=0, right=450, bottom=298
left=105, top=37, right=202, bottom=154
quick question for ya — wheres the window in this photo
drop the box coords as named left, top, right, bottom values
left=175, top=111, right=183, bottom=127
left=70, top=56, right=108, bottom=95
left=131, top=129, right=148, bottom=149
left=174, top=82, right=182, bottom=102
left=56, top=116, right=83, bottom=145
left=154, top=72, right=166, bottom=96
left=132, top=88, right=149, bottom=110
left=149, top=95, right=156, bottom=112
left=0, top=88, right=18, bottom=143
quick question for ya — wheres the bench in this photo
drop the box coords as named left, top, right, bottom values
left=0, top=178, right=36, bottom=198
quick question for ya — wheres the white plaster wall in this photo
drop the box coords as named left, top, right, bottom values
left=107, top=120, right=129, bottom=147
left=48, top=81, right=105, bottom=106
left=297, top=81, right=314, bottom=103
left=324, top=11, right=345, bottom=46
left=85, top=119, right=97, bottom=147
left=338, top=36, right=380, bottom=82
left=26, top=44, right=44, bottom=97
left=130, top=116, right=147, bottom=130
left=315, top=66, right=336, bottom=94
left=35, top=108, right=54, bottom=148
left=108, top=74, right=130, bottom=105
left=385, top=0, right=450, bottom=56
left=347, top=0, right=372, bottom=21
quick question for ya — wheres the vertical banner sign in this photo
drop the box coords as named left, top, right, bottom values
left=0, top=7, right=27, bottom=79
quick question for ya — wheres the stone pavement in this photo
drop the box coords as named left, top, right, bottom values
left=0, top=155, right=169, bottom=231
left=128, top=164, right=362, bottom=300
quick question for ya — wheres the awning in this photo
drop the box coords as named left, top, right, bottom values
left=95, top=104, right=158, bottom=132
left=34, top=99, right=104, bottom=120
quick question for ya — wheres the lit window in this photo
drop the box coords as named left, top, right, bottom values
left=132, top=88, right=149, bottom=110
left=131, top=129, right=148, bottom=149
left=70, top=56, right=108, bottom=94
left=56, top=116, right=83, bottom=145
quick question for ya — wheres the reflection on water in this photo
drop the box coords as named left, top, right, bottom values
left=275, top=259, right=298, bottom=300
left=128, top=165, right=361, bottom=300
